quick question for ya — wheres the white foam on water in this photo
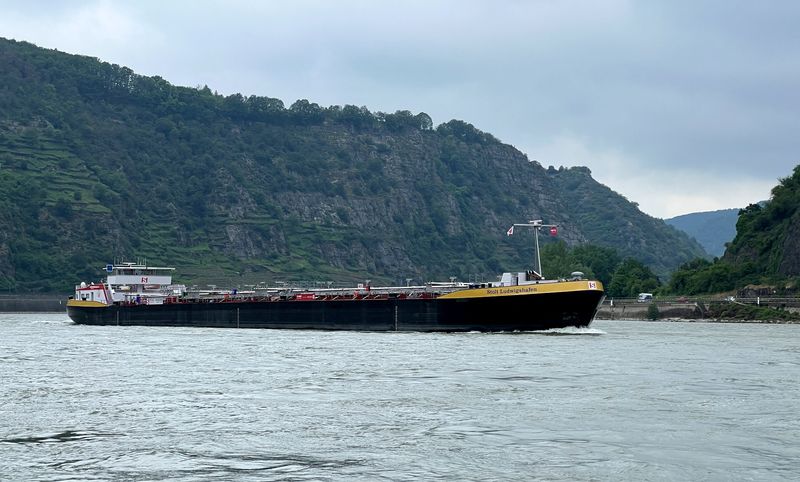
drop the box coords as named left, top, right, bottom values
left=537, top=326, right=606, bottom=336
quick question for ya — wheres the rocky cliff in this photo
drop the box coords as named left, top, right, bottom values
left=0, top=38, right=706, bottom=291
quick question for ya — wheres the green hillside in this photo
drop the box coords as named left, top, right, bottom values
left=667, top=165, right=800, bottom=294
left=0, top=38, right=706, bottom=292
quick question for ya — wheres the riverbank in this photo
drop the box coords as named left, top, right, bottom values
left=597, top=299, right=800, bottom=323
left=658, top=318, right=799, bottom=324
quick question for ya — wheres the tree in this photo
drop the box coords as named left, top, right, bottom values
left=572, top=244, right=621, bottom=287
left=222, top=93, right=247, bottom=119
left=289, top=99, right=324, bottom=124
left=607, top=258, right=660, bottom=297
left=338, top=104, right=374, bottom=128
left=540, top=241, right=589, bottom=279
left=436, top=119, right=497, bottom=144
left=382, top=110, right=418, bottom=132
left=246, top=95, right=285, bottom=121
left=539, top=242, right=623, bottom=287
left=52, top=198, right=74, bottom=219
left=415, top=112, right=433, bottom=130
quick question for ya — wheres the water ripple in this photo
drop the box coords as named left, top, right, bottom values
left=1, top=314, right=799, bottom=481
left=1, top=430, right=121, bottom=445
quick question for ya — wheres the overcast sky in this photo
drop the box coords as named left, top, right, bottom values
left=2, top=0, right=797, bottom=218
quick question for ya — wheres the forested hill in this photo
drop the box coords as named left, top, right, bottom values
left=667, top=165, right=800, bottom=294
left=0, top=38, right=705, bottom=291
left=725, top=166, right=800, bottom=278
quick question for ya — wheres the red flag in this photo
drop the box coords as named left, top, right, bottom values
left=549, top=226, right=558, bottom=236
left=507, top=226, right=514, bottom=236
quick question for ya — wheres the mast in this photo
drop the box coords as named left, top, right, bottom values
left=511, top=220, right=558, bottom=278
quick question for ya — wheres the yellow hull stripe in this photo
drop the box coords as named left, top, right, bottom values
left=66, top=299, right=108, bottom=308
left=438, top=280, right=604, bottom=299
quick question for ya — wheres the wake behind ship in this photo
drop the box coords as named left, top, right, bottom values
left=66, top=262, right=605, bottom=332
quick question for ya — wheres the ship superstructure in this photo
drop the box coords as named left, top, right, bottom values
left=72, top=262, right=185, bottom=307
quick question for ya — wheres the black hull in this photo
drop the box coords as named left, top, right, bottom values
left=67, top=289, right=604, bottom=332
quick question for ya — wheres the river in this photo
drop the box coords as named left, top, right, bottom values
left=1, top=314, right=798, bottom=481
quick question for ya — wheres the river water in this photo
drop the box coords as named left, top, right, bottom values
left=1, top=314, right=798, bottom=481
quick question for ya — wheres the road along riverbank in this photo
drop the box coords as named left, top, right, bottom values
left=596, top=298, right=800, bottom=323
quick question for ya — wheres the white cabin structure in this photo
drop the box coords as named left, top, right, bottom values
left=73, top=262, right=185, bottom=305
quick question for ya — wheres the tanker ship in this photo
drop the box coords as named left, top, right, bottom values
left=66, top=221, right=605, bottom=331
left=66, top=263, right=604, bottom=331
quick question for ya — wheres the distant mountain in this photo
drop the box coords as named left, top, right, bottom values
left=0, top=38, right=706, bottom=291
left=665, top=209, right=739, bottom=257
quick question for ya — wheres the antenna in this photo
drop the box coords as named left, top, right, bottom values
left=509, top=219, right=558, bottom=278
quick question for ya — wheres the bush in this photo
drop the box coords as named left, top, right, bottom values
left=53, top=198, right=73, bottom=218
left=646, top=303, right=660, bottom=320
